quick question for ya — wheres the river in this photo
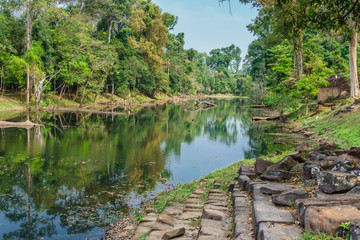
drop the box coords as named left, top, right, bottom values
left=0, top=99, right=306, bottom=239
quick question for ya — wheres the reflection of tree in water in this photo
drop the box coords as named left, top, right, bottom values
left=0, top=99, right=279, bottom=239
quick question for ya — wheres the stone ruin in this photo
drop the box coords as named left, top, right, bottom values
left=318, top=73, right=350, bottom=101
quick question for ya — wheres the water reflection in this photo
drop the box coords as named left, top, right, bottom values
left=0, top=99, right=300, bottom=239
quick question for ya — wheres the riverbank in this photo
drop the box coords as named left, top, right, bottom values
left=105, top=98, right=360, bottom=240
left=0, top=92, right=246, bottom=118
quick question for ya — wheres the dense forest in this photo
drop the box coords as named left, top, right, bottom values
left=0, top=0, right=248, bottom=110
left=1, top=0, right=360, bottom=111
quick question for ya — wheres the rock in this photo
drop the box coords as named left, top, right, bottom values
left=152, top=222, right=172, bottom=232
left=260, top=183, right=295, bottom=195
left=238, top=165, right=256, bottom=179
left=255, top=158, right=273, bottom=175
left=288, top=152, right=305, bottom=162
left=163, top=207, right=183, bottom=216
left=157, top=214, right=175, bottom=226
left=238, top=175, right=250, bottom=191
left=162, top=227, right=185, bottom=240
left=228, top=181, right=237, bottom=192
left=319, top=142, right=340, bottom=151
left=296, top=195, right=360, bottom=226
left=347, top=186, right=360, bottom=194
left=317, top=171, right=357, bottom=193
left=202, top=209, right=227, bottom=221
left=348, top=147, right=360, bottom=159
left=304, top=205, right=360, bottom=235
left=199, top=226, right=225, bottom=237
left=272, top=189, right=309, bottom=206
left=201, top=218, right=228, bottom=229
left=252, top=196, right=295, bottom=236
left=179, top=211, right=202, bottom=219
left=266, top=156, right=297, bottom=172
left=257, top=222, right=302, bottom=240
left=265, top=170, right=295, bottom=180
left=259, top=175, right=282, bottom=182
left=303, top=164, right=320, bottom=180
left=351, top=221, right=360, bottom=240
left=308, top=152, right=325, bottom=161
left=296, top=143, right=310, bottom=153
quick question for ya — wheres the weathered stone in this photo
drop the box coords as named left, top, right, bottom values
left=264, top=170, right=295, bottom=180
left=260, top=183, right=295, bottom=195
left=348, top=147, right=360, bottom=159
left=185, top=198, right=201, bottom=204
left=317, top=171, right=357, bottom=193
left=202, top=209, right=227, bottom=221
left=259, top=175, right=282, bottom=181
left=288, top=152, right=305, bottom=162
left=257, top=223, right=302, bottom=240
left=271, top=189, right=308, bottom=206
left=296, top=195, right=360, bottom=226
left=179, top=211, right=202, bottom=219
left=141, top=214, right=158, bottom=223
left=185, top=203, right=202, bottom=209
left=238, top=175, right=251, bottom=191
left=304, top=205, right=360, bottom=235
left=308, top=152, right=326, bottom=161
left=146, top=230, right=165, bottom=240
left=204, top=204, right=228, bottom=212
left=209, top=189, right=222, bottom=194
left=255, top=158, right=273, bottom=175
left=151, top=222, right=172, bottom=232
left=163, top=207, right=183, bottom=216
left=252, top=193, right=294, bottom=236
left=228, top=181, right=237, bottom=193
left=194, top=189, right=206, bottom=194
left=266, top=156, right=297, bottom=172
left=351, top=221, right=360, bottom=240
left=162, top=227, right=185, bottom=240
left=303, top=164, right=320, bottom=180
left=238, top=165, right=256, bottom=179
left=132, top=226, right=151, bottom=239
left=197, top=236, right=227, bottom=240
left=157, top=214, right=175, bottom=226
left=347, top=186, right=360, bottom=194
left=201, top=218, right=228, bottom=229
left=199, top=226, right=225, bottom=237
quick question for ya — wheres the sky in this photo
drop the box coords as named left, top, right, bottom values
left=152, top=0, right=259, bottom=60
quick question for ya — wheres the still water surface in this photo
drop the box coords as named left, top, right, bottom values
left=0, top=99, right=303, bottom=239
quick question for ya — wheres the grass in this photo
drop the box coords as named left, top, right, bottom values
left=0, top=95, right=25, bottom=111
left=292, top=99, right=360, bottom=148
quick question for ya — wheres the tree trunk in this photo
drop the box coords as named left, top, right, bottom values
left=292, top=32, right=303, bottom=81
left=108, top=16, right=112, bottom=44
left=26, top=0, right=30, bottom=108
left=305, top=97, right=308, bottom=115
left=1, top=66, right=4, bottom=95
left=349, top=18, right=360, bottom=98
left=57, top=83, right=67, bottom=108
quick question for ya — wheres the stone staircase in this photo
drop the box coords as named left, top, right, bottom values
left=131, top=187, right=232, bottom=240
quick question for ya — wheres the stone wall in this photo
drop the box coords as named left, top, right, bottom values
left=318, top=74, right=350, bottom=101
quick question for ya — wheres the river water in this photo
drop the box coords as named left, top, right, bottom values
left=0, top=99, right=306, bottom=239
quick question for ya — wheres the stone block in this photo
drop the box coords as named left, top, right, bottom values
left=296, top=195, right=360, bottom=226
left=157, top=214, right=175, bottom=226
left=317, top=171, right=357, bottom=193
left=238, top=175, right=251, bottom=191
left=162, top=228, right=185, bottom=240
left=260, top=183, right=295, bottom=195
left=271, top=189, right=309, bottom=206
left=257, top=223, right=302, bottom=240
left=351, top=221, right=360, bottom=240
left=304, top=205, right=360, bottom=235
left=266, top=156, right=297, bottom=172
left=255, top=158, right=274, bottom=175
left=202, top=209, right=227, bottom=221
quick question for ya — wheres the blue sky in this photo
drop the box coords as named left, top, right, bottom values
left=152, top=0, right=259, bottom=59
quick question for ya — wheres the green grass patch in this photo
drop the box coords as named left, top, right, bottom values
left=0, top=95, right=24, bottom=111
left=303, top=108, right=360, bottom=148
